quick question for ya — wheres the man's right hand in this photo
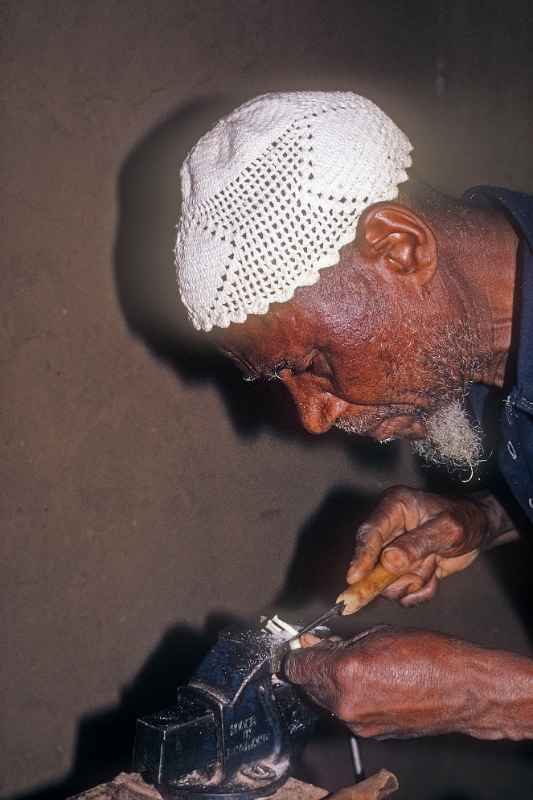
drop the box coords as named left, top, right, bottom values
left=347, top=487, right=514, bottom=607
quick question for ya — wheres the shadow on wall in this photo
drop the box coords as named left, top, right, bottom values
left=486, top=538, right=533, bottom=651
left=12, top=486, right=373, bottom=800
left=274, top=485, right=374, bottom=612
left=113, top=93, right=310, bottom=441
left=13, top=612, right=242, bottom=800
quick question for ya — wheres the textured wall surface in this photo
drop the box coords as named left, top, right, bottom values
left=2, top=2, right=533, bottom=798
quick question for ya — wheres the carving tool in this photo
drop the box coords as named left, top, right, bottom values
left=297, top=563, right=399, bottom=637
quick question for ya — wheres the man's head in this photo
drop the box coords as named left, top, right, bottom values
left=175, top=92, right=514, bottom=475
left=211, top=198, right=485, bottom=474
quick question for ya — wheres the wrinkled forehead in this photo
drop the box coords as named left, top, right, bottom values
left=213, top=254, right=375, bottom=369
left=214, top=299, right=316, bottom=369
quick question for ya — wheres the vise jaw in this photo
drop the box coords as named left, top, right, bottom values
left=133, top=625, right=317, bottom=799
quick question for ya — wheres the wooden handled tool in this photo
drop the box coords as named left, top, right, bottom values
left=296, top=563, right=401, bottom=639
left=336, top=563, right=399, bottom=615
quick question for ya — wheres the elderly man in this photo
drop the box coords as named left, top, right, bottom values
left=175, top=92, right=533, bottom=740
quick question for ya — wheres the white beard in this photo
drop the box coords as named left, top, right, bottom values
left=334, top=321, right=487, bottom=477
left=411, top=398, right=483, bottom=477
left=336, top=398, right=484, bottom=478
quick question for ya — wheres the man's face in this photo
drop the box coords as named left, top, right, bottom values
left=215, top=239, right=482, bottom=469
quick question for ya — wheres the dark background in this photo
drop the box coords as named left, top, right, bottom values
left=2, top=1, right=533, bottom=798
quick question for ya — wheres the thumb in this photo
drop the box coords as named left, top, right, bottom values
left=380, top=514, right=462, bottom=574
left=283, top=642, right=336, bottom=685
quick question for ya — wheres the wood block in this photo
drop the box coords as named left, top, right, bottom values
left=68, top=771, right=398, bottom=800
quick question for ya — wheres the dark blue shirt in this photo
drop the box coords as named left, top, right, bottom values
left=464, top=187, right=533, bottom=524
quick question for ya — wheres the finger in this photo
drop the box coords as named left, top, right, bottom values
left=283, top=645, right=336, bottom=686
left=380, top=514, right=464, bottom=575
left=298, top=633, right=341, bottom=648
left=347, top=491, right=415, bottom=583
left=400, top=573, right=439, bottom=607
left=382, top=573, right=426, bottom=600
left=283, top=648, right=343, bottom=713
left=381, top=555, right=437, bottom=601
left=435, top=549, right=480, bottom=579
left=299, top=633, right=322, bottom=648
left=347, top=526, right=383, bottom=584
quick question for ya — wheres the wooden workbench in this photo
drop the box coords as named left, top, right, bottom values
left=69, top=771, right=398, bottom=800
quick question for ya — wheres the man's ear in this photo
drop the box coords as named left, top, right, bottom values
left=358, top=203, right=437, bottom=286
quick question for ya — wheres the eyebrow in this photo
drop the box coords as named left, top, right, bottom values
left=240, top=359, right=295, bottom=382
left=221, top=348, right=299, bottom=383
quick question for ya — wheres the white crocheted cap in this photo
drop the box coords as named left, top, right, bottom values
left=176, top=92, right=412, bottom=332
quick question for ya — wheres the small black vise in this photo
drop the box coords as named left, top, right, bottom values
left=133, top=625, right=318, bottom=799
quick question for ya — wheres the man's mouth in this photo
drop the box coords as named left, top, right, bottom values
left=369, top=415, right=427, bottom=441
left=335, top=408, right=428, bottom=440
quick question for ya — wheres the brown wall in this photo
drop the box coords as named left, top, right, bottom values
left=2, top=2, right=533, bottom=798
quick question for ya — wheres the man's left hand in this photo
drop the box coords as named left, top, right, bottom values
left=284, top=627, right=496, bottom=739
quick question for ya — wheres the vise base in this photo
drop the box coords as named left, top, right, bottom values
left=133, top=625, right=318, bottom=800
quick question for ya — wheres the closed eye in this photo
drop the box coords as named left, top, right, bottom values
left=307, top=351, right=333, bottom=380
left=274, top=352, right=334, bottom=381
left=253, top=352, right=335, bottom=383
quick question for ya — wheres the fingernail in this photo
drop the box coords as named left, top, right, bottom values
left=346, top=565, right=360, bottom=583
left=299, top=633, right=321, bottom=647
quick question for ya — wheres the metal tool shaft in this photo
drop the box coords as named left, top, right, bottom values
left=296, top=601, right=344, bottom=639
left=296, top=562, right=402, bottom=642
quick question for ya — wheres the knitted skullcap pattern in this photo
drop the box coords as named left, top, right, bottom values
left=176, top=92, right=412, bottom=332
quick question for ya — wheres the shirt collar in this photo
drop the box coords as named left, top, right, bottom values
left=463, top=185, right=533, bottom=251
left=464, top=185, right=533, bottom=399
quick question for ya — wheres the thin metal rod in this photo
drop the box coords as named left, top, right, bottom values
left=349, top=735, right=363, bottom=779
left=292, top=601, right=344, bottom=640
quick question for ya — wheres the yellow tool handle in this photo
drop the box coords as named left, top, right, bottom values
left=336, top=563, right=399, bottom=615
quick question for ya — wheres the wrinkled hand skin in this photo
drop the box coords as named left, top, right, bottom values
left=347, top=486, right=514, bottom=606
left=285, top=626, right=533, bottom=740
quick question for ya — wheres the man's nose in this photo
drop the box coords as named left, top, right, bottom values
left=280, top=373, right=348, bottom=434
